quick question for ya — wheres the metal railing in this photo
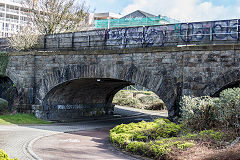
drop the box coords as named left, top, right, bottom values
left=0, top=7, right=5, bottom=12
left=6, top=8, right=19, bottom=14
left=40, top=19, right=240, bottom=51
left=5, top=18, right=19, bottom=23
left=2, top=18, right=240, bottom=52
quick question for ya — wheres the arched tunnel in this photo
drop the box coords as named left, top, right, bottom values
left=0, top=76, right=18, bottom=112
left=42, top=78, right=134, bottom=120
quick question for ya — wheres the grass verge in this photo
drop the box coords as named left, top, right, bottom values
left=0, top=113, right=51, bottom=125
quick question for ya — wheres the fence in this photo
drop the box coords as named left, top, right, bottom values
left=1, top=19, right=240, bottom=52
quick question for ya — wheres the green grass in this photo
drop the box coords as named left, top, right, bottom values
left=0, top=114, right=51, bottom=125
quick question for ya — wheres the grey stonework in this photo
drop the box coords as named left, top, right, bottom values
left=4, top=44, right=240, bottom=120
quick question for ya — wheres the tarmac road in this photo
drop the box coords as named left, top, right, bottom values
left=0, top=106, right=167, bottom=160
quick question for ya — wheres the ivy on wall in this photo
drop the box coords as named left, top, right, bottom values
left=0, top=52, right=9, bottom=76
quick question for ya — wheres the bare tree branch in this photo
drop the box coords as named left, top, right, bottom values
left=22, top=0, right=89, bottom=34
left=9, top=25, right=39, bottom=51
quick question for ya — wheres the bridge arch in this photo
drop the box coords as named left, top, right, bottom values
left=207, top=69, right=240, bottom=97
left=0, top=75, right=18, bottom=112
left=37, top=64, right=180, bottom=120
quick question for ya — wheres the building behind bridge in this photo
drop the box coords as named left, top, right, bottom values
left=94, top=10, right=180, bottom=29
left=0, top=0, right=33, bottom=38
left=0, top=0, right=180, bottom=37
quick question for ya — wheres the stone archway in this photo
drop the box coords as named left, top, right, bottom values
left=0, top=76, right=18, bottom=112
left=37, top=64, right=181, bottom=120
left=203, top=69, right=240, bottom=96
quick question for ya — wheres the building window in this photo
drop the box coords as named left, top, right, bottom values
left=11, top=24, right=14, bottom=31
left=5, top=23, right=8, bottom=31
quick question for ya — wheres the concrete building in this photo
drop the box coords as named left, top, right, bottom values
left=88, top=12, right=121, bottom=29
left=0, top=0, right=33, bottom=38
left=93, top=12, right=121, bottom=20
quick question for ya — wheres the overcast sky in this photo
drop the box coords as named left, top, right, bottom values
left=85, top=0, right=240, bottom=22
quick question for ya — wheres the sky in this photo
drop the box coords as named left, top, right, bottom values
left=85, top=0, right=240, bottom=22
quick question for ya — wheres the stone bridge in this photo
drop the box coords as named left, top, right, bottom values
left=1, top=19, right=240, bottom=120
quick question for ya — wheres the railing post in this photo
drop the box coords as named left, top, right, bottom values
left=186, top=23, right=188, bottom=45
left=43, top=35, right=46, bottom=50
left=142, top=26, right=145, bottom=48
left=72, top=32, right=74, bottom=51
left=104, top=29, right=108, bottom=49
left=88, top=35, right=90, bottom=47
left=210, top=27, right=213, bottom=41
left=237, top=19, right=240, bottom=41
left=57, top=35, right=60, bottom=49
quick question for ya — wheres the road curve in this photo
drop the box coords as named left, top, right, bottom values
left=0, top=106, right=167, bottom=159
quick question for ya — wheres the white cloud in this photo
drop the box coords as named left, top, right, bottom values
left=122, top=0, right=240, bottom=22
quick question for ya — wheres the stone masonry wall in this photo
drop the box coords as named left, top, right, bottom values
left=5, top=44, right=240, bottom=120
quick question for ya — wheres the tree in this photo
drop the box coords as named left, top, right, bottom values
left=23, top=0, right=89, bottom=34
left=9, top=25, right=39, bottom=51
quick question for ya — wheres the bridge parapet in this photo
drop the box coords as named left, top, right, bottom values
left=0, top=19, right=240, bottom=52
left=40, top=19, right=240, bottom=51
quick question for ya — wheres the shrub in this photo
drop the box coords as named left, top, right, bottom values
left=126, top=141, right=148, bottom=155
left=110, top=118, right=189, bottom=159
left=180, top=96, right=217, bottom=130
left=114, top=97, right=140, bottom=107
left=214, top=88, right=240, bottom=129
left=199, top=130, right=224, bottom=141
left=153, top=122, right=182, bottom=139
left=148, top=102, right=166, bottom=110
left=177, top=142, right=195, bottom=149
left=0, top=98, right=8, bottom=113
left=138, top=96, right=160, bottom=104
left=110, top=132, right=132, bottom=148
left=0, top=149, right=18, bottom=160
left=180, top=87, right=240, bottom=132
left=113, top=90, right=166, bottom=110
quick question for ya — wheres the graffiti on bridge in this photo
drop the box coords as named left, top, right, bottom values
left=96, top=19, right=240, bottom=47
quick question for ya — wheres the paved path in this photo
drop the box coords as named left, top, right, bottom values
left=0, top=106, right=167, bottom=160
left=32, top=128, right=140, bottom=160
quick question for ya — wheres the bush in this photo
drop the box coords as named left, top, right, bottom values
left=138, top=96, right=160, bottom=104
left=0, top=98, right=8, bottom=113
left=125, top=138, right=194, bottom=159
left=180, top=96, right=217, bottom=130
left=126, top=141, right=148, bottom=154
left=118, top=98, right=141, bottom=107
left=113, top=90, right=166, bottom=110
left=109, top=118, right=231, bottom=159
left=199, top=130, right=224, bottom=141
left=177, top=142, right=195, bottom=149
left=0, top=149, right=18, bottom=160
left=148, top=102, right=166, bottom=110
left=214, top=88, right=240, bottom=129
left=180, top=87, right=240, bottom=133
left=110, top=118, right=191, bottom=159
